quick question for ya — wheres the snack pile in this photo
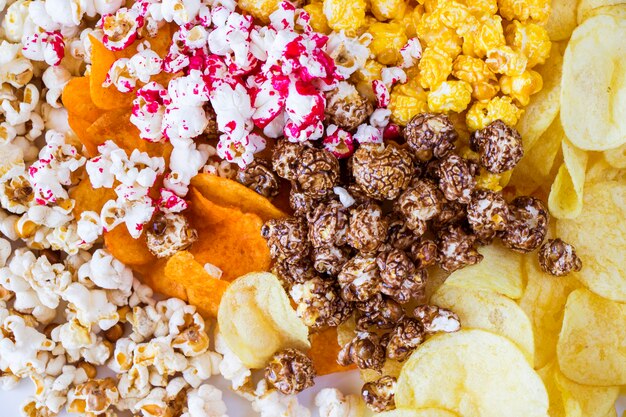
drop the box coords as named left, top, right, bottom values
left=0, top=0, right=625, bottom=415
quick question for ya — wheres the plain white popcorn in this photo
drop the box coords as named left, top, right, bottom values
left=78, top=249, right=133, bottom=293
left=214, top=332, right=251, bottom=390
left=252, top=380, right=311, bottom=417
left=182, top=384, right=229, bottom=417
left=315, top=389, right=365, bottom=417
left=0, top=315, right=55, bottom=377
left=62, top=282, right=120, bottom=330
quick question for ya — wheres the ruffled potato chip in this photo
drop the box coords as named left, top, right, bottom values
left=70, top=177, right=116, bottom=218
left=577, top=0, right=626, bottom=22
left=188, top=186, right=244, bottom=226
left=62, top=77, right=102, bottom=123
left=89, top=36, right=135, bottom=110
left=556, top=180, right=626, bottom=302
left=104, top=226, right=157, bottom=269
left=217, top=272, right=310, bottom=368
left=557, top=289, right=626, bottom=385
left=603, top=142, right=626, bottom=169
left=442, top=242, right=524, bottom=299
left=67, top=113, right=99, bottom=156
left=560, top=14, right=626, bottom=151
left=519, top=255, right=581, bottom=369
left=549, top=140, right=588, bottom=219
left=190, top=174, right=286, bottom=222
left=431, top=284, right=535, bottom=364
left=545, top=0, right=579, bottom=40
left=396, top=330, right=549, bottom=417
left=309, top=327, right=355, bottom=376
left=375, top=409, right=460, bottom=417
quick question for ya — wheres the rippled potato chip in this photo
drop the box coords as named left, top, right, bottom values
left=546, top=0, right=580, bottom=40
left=519, top=255, right=581, bottom=369
left=431, top=284, right=535, bottom=364
left=104, top=226, right=157, bottom=269
left=70, top=177, right=116, bottom=219
left=557, top=289, right=626, bottom=385
left=603, top=142, right=626, bottom=168
left=396, top=330, right=549, bottom=417
left=556, top=180, right=626, bottom=302
left=89, top=36, right=135, bottom=110
left=516, top=43, right=564, bottom=152
left=577, top=0, right=626, bottom=22
left=67, top=113, right=97, bottom=156
left=549, top=140, right=588, bottom=219
left=375, top=409, right=460, bottom=417
left=217, top=272, right=310, bottom=368
left=560, top=14, right=626, bottom=151
left=190, top=174, right=286, bottom=222
left=62, top=77, right=102, bottom=123
left=443, top=242, right=524, bottom=299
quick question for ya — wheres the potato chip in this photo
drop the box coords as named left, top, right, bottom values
left=309, top=327, right=355, bottom=376
left=62, top=77, right=102, bottom=123
left=190, top=174, right=286, bottom=222
left=375, top=409, right=460, bottom=417
left=519, top=255, right=581, bottom=369
left=431, top=284, right=535, bottom=364
left=217, top=272, right=310, bottom=368
left=510, top=115, right=565, bottom=196
left=516, top=43, right=564, bottom=152
left=545, top=0, right=580, bottom=40
left=89, top=36, right=134, bottom=110
left=70, top=177, right=116, bottom=218
left=188, top=186, right=245, bottom=227
left=104, top=226, right=157, bottom=268
left=396, top=330, right=549, bottom=417
left=603, top=142, right=626, bottom=168
left=86, top=108, right=172, bottom=159
left=442, top=242, right=524, bottom=299
left=554, top=364, right=620, bottom=417
left=67, top=113, right=99, bottom=156
left=556, top=181, right=626, bottom=302
left=549, top=140, right=588, bottom=219
left=577, top=0, right=626, bottom=22
left=557, top=289, right=626, bottom=385
left=560, top=14, right=626, bottom=151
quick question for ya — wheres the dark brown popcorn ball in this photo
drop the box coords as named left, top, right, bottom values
left=308, top=199, right=349, bottom=248
left=272, top=140, right=303, bottom=181
left=413, top=305, right=461, bottom=333
left=312, top=244, right=351, bottom=275
left=501, top=196, right=549, bottom=253
left=362, top=376, right=397, bottom=412
left=295, top=146, right=340, bottom=199
left=292, top=277, right=352, bottom=329
left=355, top=294, right=405, bottom=330
left=431, top=200, right=467, bottom=231
left=437, top=225, right=483, bottom=272
left=404, top=113, right=458, bottom=161
left=466, top=189, right=510, bottom=243
left=538, top=238, right=582, bottom=276
left=387, top=215, right=421, bottom=251
left=436, top=154, right=476, bottom=204
left=265, top=348, right=316, bottom=395
left=236, top=159, right=280, bottom=198
left=272, top=258, right=318, bottom=288
left=337, top=332, right=386, bottom=371
left=203, top=105, right=219, bottom=141
left=377, top=248, right=425, bottom=304
left=325, top=82, right=373, bottom=131
left=409, top=239, right=438, bottom=269
left=395, top=179, right=444, bottom=231
left=386, top=317, right=425, bottom=361
left=337, top=254, right=381, bottom=302
left=289, top=183, right=319, bottom=217
left=261, top=217, right=311, bottom=263
left=470, top=119, right=524, bottom=173
left=146, top=213, right=197, bottom=258
left=351, top=143, right=414, bottom=200
left=346, top=202, right=389, bottom=253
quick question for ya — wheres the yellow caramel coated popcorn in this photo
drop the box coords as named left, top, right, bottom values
left=427, top=80, right=472, bottom=113
left=505, top=20, right=551, bottom=68
left=461, top=14, right=505, bottom=58
left=452, top=55, right=499, bottom=100
left=434, top=1, right=479, bottom=36
left=238, top=0, right=279, bottom=22
left=304, top=3, right=331, bottom=34
left=499, top=70, right=542, bottom=106
left=466, top=96, right=523, bottom=131
left=368, top=22, right=408, bottom=65
left=486, top=45, right=528, bottom=76
left=323, top=0, right=367, bottom=36
left=497, top=0, right=550, bottom=24
left=371, top=0, right=407, bottom=21
left=418, top=46, right=453, bottom=89
left=389, top=89, right=429, bottom=126
left=465, top=0, right=498, bottom=15
left=392, top=5, right=417, bottom=37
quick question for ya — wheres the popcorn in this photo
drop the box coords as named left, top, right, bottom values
left=44, top=0, right=84, bottom=27
left=101, top=8, right=143, bottom=51
left=252, top=380, right=310, bottom=417
left=133, top=338, right=189, bottom=376
left=127, top=305, right=167, bottom=342
left=117, top=364, right=151, bottom=405
left=182, top=384, right=229, bottom=417
left=62, top=282, right=120, bottom=330
left=161, top=0, right=202, bottom=25
left=400, top=37, right=423, bottom=68
left=131, top=82, right=169, bottom=142
left=2, top=83, right=39, bottom=125
left=315, top=388, right=365, bottom=417
left=0, top=174, right=34, bottom=214
left=214, top=332, right=251, bottom=390
left=353, top=124, right=382, bottom=144
left=77, top=211, right=103, bottom=244
left=21, top=31, right=65, bottom=66
left=372, top=79, right=390, bottom=108
left=0, top=315, right=55, bottom=377
left=323, top=125, right=354, bottom=159
left=69, top=378, right=120, bottom=415
left=182, top=351, right=221, bottom=388
left=109, top=337, right=137, bottom=373
left=156, top=188, right=188, bottom=213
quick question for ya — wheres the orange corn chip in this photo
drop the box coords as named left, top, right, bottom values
left=86, top=108, right=172, bottom=159
left=67, top=113, right=98, bottom=156
left=90, top=36, right=134, bottom=110
left=309, top=327, right=355, bottom=376
left=104, top=226, right=157, bottom=268
left=62, top=77, right=102, bottom=123
left=70, top=177, right=116, bottom=218
left=190, top=173, right=286, bottom=222
left=188, top=186, right=244, bottom=226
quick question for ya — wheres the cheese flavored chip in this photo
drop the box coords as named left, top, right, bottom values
left=308, top=327, right=356, bottom=376
left=89, top=36, right=135, bottom=110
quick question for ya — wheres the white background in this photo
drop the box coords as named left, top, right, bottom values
left=1, top=370, right=624, bottom=416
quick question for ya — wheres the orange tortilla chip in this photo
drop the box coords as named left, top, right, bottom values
left=62, top=77, right=102, bottom=123
left=143, top=251, right=228, bottom=318
left=89, top=36, right=134, bottom=110
left=70, top=177, right=116, bottom=218
left=190, top=211, right=272, bottom=282
left=309, top=327, right=355, bottom=376
left=190, top=173, right=286, bottom=222
left=104, top=226, right=158, bottom=268
left=86, top=108, right=172, bottom=159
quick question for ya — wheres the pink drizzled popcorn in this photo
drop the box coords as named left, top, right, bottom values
left=21, top=31, right=65, bottom=66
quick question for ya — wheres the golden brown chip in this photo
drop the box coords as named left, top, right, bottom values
left=70, top=177, right=116, bottom=219
left=309, top=327, right=356, bottom=376
left=190, top=173, right=286, bottom=222
left=67, top=113, right=98, bottom=156
left=89, top=36, right=135, bottom=110
left=188, top=186, right=245, bottom=227
left=62, top=77, right=102, bottom=123
left=104, top=226, right=157, bottom=268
